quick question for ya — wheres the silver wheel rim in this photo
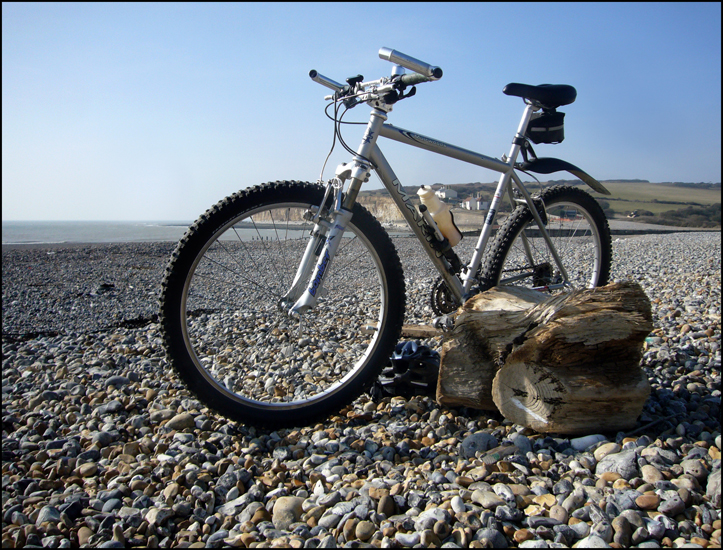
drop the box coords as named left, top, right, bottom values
left=179, top=202, right=388, bottom=411
left=498, top=200, right=604, bottom=290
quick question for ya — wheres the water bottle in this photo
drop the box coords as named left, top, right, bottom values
left=417, top=186, right=463, bottom=246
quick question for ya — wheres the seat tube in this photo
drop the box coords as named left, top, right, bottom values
left=462, top=104, right=537, bottom=292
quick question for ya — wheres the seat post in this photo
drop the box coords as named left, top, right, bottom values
left=509, top=103, right=537, bottom=163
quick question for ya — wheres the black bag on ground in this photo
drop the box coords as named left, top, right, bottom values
left=370, top=341, right=440, bottom=400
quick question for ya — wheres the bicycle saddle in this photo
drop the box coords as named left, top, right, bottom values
left=503, top=83, right=577, bottom=108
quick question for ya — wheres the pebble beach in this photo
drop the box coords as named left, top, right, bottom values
left=2, top=231, right=721, bottom=548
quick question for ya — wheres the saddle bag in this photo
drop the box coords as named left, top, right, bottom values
left=526, top=110, right=565, bottom=144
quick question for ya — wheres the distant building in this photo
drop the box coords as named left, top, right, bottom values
left=435, top=186, right=458, bottom=200
left=462, top=198, right=490, bottom=211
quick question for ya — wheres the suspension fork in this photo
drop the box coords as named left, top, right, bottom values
left=280, top=224, right=325, bottom=309
left=279, top=181, right=353, bottom=317
left=284, top=106, right=388, bottom=317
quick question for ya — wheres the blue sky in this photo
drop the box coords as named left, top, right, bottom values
left=2, top=2, right=721, bottom=221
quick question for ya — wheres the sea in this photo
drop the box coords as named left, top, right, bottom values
left=2, top=221, right=193, bottom=245
left=2, top=221, right=414, bottom=245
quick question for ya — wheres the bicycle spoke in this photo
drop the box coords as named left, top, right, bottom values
left=196, top=247, right=282, bottom=299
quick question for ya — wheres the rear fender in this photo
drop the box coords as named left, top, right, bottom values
left=519, top=157, right=611, bottom=195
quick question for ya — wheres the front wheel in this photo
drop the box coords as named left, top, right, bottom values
left=159, top=181, right=406, bottom=428
left=478, top=185, right=612, bottom=292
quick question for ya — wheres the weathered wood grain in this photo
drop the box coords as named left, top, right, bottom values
left=437, top=282, right=653, bottom=434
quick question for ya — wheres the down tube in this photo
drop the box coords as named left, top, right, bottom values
left=368, top=145, right=465, bottom=302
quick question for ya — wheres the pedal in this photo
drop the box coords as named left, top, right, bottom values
left=432, top=315, right=455, bottom=332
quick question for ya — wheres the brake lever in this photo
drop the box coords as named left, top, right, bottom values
left=388, top=86, right=416, bottom=103
left=390, top=75, right=417, bottom=101
left=333, top=85, right=360, bottom=109
left=399, top=86, right=416, bottom=100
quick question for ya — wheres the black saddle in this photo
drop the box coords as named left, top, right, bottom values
left=503, top=83, right=577, bottom=109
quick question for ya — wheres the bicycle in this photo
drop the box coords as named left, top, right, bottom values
left=159, top=48, right=612, bottom=428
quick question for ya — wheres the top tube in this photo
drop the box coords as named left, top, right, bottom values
left=379, top=124, right=510, bottom=174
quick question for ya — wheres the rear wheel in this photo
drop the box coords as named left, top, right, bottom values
left=159, top=181, right=406, bottom=428
left=479, top=185, right=611, bottom=292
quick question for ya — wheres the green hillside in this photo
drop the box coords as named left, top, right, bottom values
left=359, top=180, right=721, bottom=227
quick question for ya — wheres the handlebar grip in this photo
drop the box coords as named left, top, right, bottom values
left=379, top=47, right=443, bottom=80
left=399, top=73, right=432, bottom=86
left=309, top=70, right=345, bottom=93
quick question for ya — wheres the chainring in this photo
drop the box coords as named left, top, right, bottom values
left=430, top=277, right=461, bottom=316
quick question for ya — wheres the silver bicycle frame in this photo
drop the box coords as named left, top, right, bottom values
left=370, top=103, right=567, bottom=302
left=289, top=98, right=568, bottom=314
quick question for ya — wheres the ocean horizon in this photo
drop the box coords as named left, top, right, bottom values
left=2, top=220, right=415, bottom=245
left=1, top=220, right=193, bottom=245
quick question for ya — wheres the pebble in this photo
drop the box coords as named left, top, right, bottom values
left=460, top=431, right=498, bottom=458
left=641, top=463, right=665, bottom=483
left=272, top=496, right=304, bottom=530
left=595, top=449, right=640, bottom=480
left=636, top=493, right=661, bottom=510
left=594, top=442, right=621, bottom=461
left=707, top=469, right=721, bottom=507
left=395, top=531, right=420, bottom=546
left=472, top=490, right=505, bottom=509
left=1, top=233, right=720, bottom=548
left=355, top=520, right=376, bottom=541
left=165, top=412, right=195, bottom=431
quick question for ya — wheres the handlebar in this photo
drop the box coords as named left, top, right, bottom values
left=309, top=48, right=442, bottom=103
left=398, top=72, right=435, bottom=87
left=309, top=70, right=344, bottom=94
left=378, top=47, right=442, bottom=80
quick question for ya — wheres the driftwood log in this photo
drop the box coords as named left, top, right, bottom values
left=436, top=281, right=653, bottom=435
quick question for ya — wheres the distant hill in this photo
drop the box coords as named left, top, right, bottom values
left=668, top=182, right=721, bottom=189
left=359, top=180, right=721, bottom=201
left=358, top=179, right=721, bottom=228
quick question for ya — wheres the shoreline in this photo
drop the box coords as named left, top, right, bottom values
left=2, top=225, right=720, bottom=251
left=1, top=240, right=182, bottom=251
left=2, top=217, right=719, bottom=250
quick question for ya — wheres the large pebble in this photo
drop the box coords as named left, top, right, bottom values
left=145, top=507, right=173, bottom=526
left=460, top=432, right=497, bottom=458
left=395, top=532, right=420, bottom=546
left=472, top=490, right=505, bottom=509
left=641, top=464, right=664, bottom=483
left=706, top=469, right=721, bottom=508
left=594, top=442, right=621, bottom=461
left=166, top=412, right=195, bottom=430
left=577, top=534, right=613, bottom=548
left=355, top=521, right=376, bottom=541
left=272, top=496, right=305, bottom=530
left=35, top=506, right=61, bottom=526
left=595, top=450, right=639, bottom=480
